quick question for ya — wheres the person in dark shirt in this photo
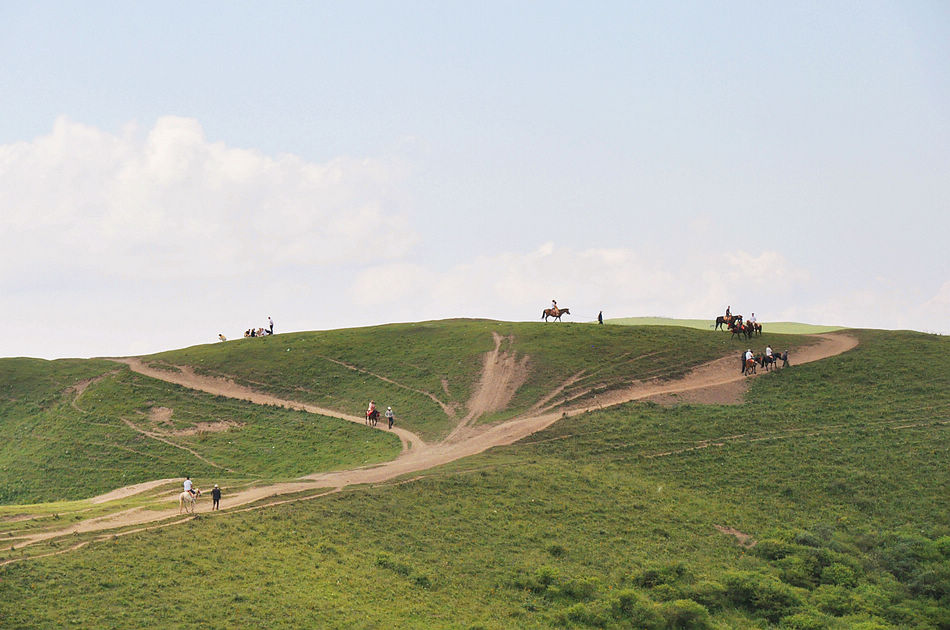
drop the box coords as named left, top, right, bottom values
left=211, top=484, right=221, bottom=510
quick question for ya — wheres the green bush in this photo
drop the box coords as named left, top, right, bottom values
left=633, top=562, right=692, bottom=588
left=820, top=562, right=858, bottom=588
left=779, top=611, right=832, bottom=630
left=684, top=580, right=727, bottom=611
left=811, top=584, right=854, bottom=616
left=660, top=599, right=712, bottom=629
left=608, top=589, right=663, bottom=629
left=722, top=570, right=803, bottom=622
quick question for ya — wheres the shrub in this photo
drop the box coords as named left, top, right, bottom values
left=633, top=562, right=691, bottom=588
left=779, top=554, right=820, bottom=589
left=684, top=580, right=727, bottom=611
left=754, top=539, right=795, bottom=561
left=722, top=570, right=803, bottom=622
left=562, top=577, right=600, bottom=602
left=820, top=562, right=858, bottom=588
left=779, top=611, right=831, bottom=630
left=811, top=584, right=854, bottom=616
left=660, top=599, right=712, bottom=629
left=558, top=602, right=607, bottom=627
left=608, top=589, right=663, bottom=629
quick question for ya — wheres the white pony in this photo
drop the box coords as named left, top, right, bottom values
left=179, top=489, right=201, bottom=514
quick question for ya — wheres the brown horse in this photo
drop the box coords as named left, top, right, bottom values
left=715, top=314, right=743, bottom=330
left=542, top=307, right=570, bottom=322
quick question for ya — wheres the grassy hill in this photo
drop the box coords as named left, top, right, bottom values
left=608, top=316, right=846, bottom=335
left=1, top=323, right=947, bottom=628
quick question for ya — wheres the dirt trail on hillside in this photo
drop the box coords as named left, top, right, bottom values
left=9, top=333, right=856, bottom=553
left=110, top=358, right=424, bottom=452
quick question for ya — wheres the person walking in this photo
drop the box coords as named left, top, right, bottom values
left=211, top=484, right=221, bottom=510
left=385, top=406, right=395, bottom=429
left=598, top=311, right=604, bottom=325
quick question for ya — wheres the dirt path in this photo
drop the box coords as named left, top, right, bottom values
left=10, top=333, right=856, bottom=553
left=110, top=358, right=424, bottom=452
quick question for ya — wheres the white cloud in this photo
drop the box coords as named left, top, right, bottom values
left=0, top=116, right=416, bottom=282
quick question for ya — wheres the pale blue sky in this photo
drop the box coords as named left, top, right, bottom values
left=2, top=2, right=948, bottom=358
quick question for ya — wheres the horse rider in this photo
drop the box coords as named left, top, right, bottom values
left=184, top=476, right=195, bottom=497
left=367, top=400, right=376, bottom=419
left=765, top=345, right=773, bottom=359
left=551, top=299, right=559, bottom=316
left=745, top=348, right=754, bottom=363
left=725, top=305, right=731, bottom=318
left=748, top=312, right=757, bottom=325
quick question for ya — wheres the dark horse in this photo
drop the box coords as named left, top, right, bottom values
left=751, top=322, right=762, bottom=336
left=366, top=408, right=379, bottom=426
left=730, top=322, right=751, bottom=340
left=542, top=307, right=570, bottom=322
left=715, top=314, right=742, bottom=330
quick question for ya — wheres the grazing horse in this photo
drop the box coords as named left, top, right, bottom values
left=542, top=307, right=570, bottom=322
left=179, top=489, right=201, bottom=514
left=366, top=408, right=379, bottom=426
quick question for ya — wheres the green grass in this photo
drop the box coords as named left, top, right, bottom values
left=608, top=316, right=845, bottom=334
left=0, top=359, right=400, bottom=504
left=1, top=327, right=947, bottom=628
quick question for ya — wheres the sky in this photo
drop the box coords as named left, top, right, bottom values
left=1, top=2, right=948, bottom=359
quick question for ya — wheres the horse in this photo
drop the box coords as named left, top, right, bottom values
left=730, top=322, right=750, bottom=340
left=366, top=408, right=379, bottom=426
left=715, top=314, right=742, bottom=331
left=751, top=322, right=762, bottom=336
left=744, top=358, right=757, bottom=375
left=179, top=489, right=201, bottom=514
left=542, top=307, right=570, bottom=322
left=759, top=354, right=775, bottom=372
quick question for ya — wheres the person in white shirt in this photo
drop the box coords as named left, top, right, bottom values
left=765, top=346, right=773, bottom=358
left=385, top=406, right=395, bottom=429
left=749, top=313, right=757, bottom=325
left=184, top=476, right=194, bottom=496
left=268, top=316, right=274, bottom=335
left=745, top=349, right=753, bottom=362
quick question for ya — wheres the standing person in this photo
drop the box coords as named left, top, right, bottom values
left=211, top=484, right=221, bottom=510
left=268, top=316, right=274, bottom=335
left=739, top=350, right=747, bottom=374
left=598, top=311, right=604, bottom=325
left=385, top=406, right=395, bottom=429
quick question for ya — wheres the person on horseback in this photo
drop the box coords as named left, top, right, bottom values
left=367, top=400, right=376, bottom=417
left=745, top=349, right=753, bottom=363
left=551, top=299, right=559, bottom=316
left=765, top=345, right=772, bottom=359
left=748, top=312, right=756, bottom=325
left=725, top=305, right=731, bottom=318
left=184, top=476, right=195, bottom=497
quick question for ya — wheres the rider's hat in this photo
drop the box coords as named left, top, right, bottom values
left=387, top=406, right=392, bottom=410
left=214, top=484, right=218, bottom=488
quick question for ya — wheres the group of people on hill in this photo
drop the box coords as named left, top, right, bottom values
left=366, top=400, right=396, bottom=429
left=218, top=316, right=275, bottom=342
